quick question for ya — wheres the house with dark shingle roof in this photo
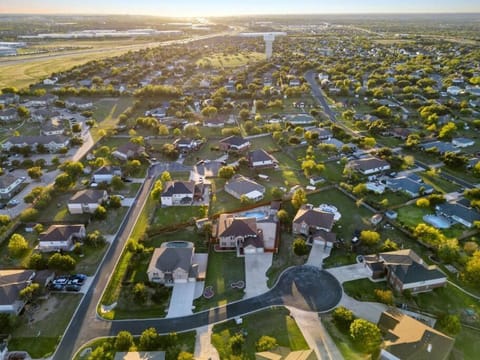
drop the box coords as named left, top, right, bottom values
left=224, top=175, right=265, bottom=202
left=436, top=202, right=480, bottom=228
left=92, top=166, right=122, bottom=184
left=421, top=141, right=460, bottom=155
left=0, top=108, right=18, bottom=122
left=347, top=157, right=390, bottom=175
left=248, top=149, right=278, bottom=169
left=292, top=205, right=335, bottom=236
left=67, top=189, right=108, bottom=214
left=38, top=224, right=86, bottom=252
left=219, top=135, right=251, bottom=152
left=0, top=269, right=35, bottom=314
left=386, top=176, right=434, bottom=198
left=365, top=249, right=447, bottom=293
left=147, top=245, right=198, bottom=285
left=378, top=308, right=454, bottom=360
left=112, top=142, right=145, bottom=161
left=161, top=180, right=203, bottom=206
left=0, top=175, right=24, bottom=200
left=1, top=135, right=69, bottom=153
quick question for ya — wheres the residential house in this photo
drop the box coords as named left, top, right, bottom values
left=92, top=166, right=122, bottom=184
left=292, top=205, right=335, bottom=236
left=378, top=309, right=454, bottom=360
left=386, top=177, right=434, bottom=198
left=309, top=176, right=326, bottom=186
left=219, top=136, right=251, bottom=153
left=112, top=142, right=145, bottom=161
left=436, top=202, right=480, bottom=228
left=0, top=93, right=19, bottom=105
left=305, top=127, right=332, bottom=140
left=287, top=114, right=315, bottom=125
left=145, top=106, right=167, bottom=119
left=0, top=108, right=18, bottom=122
left=43, top=77, right=58, bottom=85
left=203, top=117, right=225, bottom=128
left=67, top=189, right=108, bottom=214
left=147, top=245, right=198, bottom=285
left=224, top=175, right=265, bottom=202
left=0, top=269, right=35, bottom=314
left=452, top=137, right=475, bottom=148
left=161, top=180, right=203, bottom=206
left=347, top=157, right=391, bottom=175
left=312, top=229, right=336, bottom=250
left=41, top=120, right=64, bottom=136
left=421, top=141, right=460, bottom=154
left=1, top=135, right=69, bottom=153
left=191, top=160, right=223, bottom=180
left=65, top=97, right=93, bottom=110
left=28, top=94, right=58, bottom=107
left=31, top=109, right=57, bottom=123
left=173, top=138, right=200, bottom=153
left=364, top=249, right=447, bottom=293
left=0, top=175, right=24, bottom=200
left=248, top=149, right=278, bottom=169
left=38, top=224, right=86, bottom=252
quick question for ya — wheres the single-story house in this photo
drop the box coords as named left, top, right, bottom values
left=65, top=97, right=93, bottom=110
left=92, top=166, right=122, bottom=184
left=147, top=245, right=198, bottom=285
left=191, top=160, right=223, bottom=179
left=420, top=141, right=460, bottom=155
left=0, top=108, right=18, bottom=122
left=347, top=157, right=391, bottom=175
left=145, top=107, right=167, bottom=119
left=436, top=202, right=480, bottom=228
left=0, top=93, right=19, bottom=105
left=173, top=138, right=200, bottom=153
left=378, top=308, right=454, bottom=360
left=31, top=109, right=57, bottom=123
left=0, top=269, right=35, bottom=314
left=248, top=149, right=278, bottom=169
left=365, top=249, right=447, bottom=293
left=386, top=177, right=434, bottom=198
left=286, top=114, right=315, bottom=125
left=161, top=180, right=203, bottom=206
left=28, top=94, right=58, bottom=107
left=1, top=135, right=69, bottom=153
left=67, top=189, right=108, bottom=214
left=292, top=204, right=335, bottom=236
left=112, top=142, right=145, bottom=161
left=219, top=135, right=251, bottom=152
left=41, top=120, right=65, bottom=136
left=38, top=224, right=86, bottom=252
left=312, top=229, right=336, bottom=250
left=224, top=175, right=265, bottom=202
left=0, top=175, right=24, bottom=200
left=305, top=127, right=332, bottom=140
left=309, top=176, right=325, bottom=186
left=452, top=137, right=475, bottom=148
left=203, top=117, right=225, bottom=128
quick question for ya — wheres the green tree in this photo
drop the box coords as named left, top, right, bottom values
left=256, top=335, right=278, bottom=351
left=416, top=198, right=430, bottom=208
left=19, top=283, right=40, bottom=302
left=374, top=289, right=394, bottom=305
left=133, top=282, right=148, bottom=303
left=332, top=306, right=355, bottom=332
left=47, top=253, right=76, bottom=271
left=85, top=230, right=106, bottom=248
left=218, top=165, right=236, bottom=179
left=293, top=237, right=309, bottom=256
left=87, top=346, right=106, bottom=360
left=360, top=230, right=381, bottom=247
left=8, top=233, right=29, bottom=258
left=229, top=333, right=245, bottom=355
left=161, top=171, right=172, bottom=182
left=349, top=319, right=382, bottom=354
left=291, top=188, right=307, bottom=209
left=109, top=195, right=122, bottom=209
left=20, top=208, right=39, bottom=222
left=27, top=166, right=43, bottom=181
left=177, top=352, right=194, bottom=360
left=111, top=175, right=125, bottom=191
left=28, top=253, right=47, bottom=270
left=139, top=327, right=160, bottom=350
left=54, top=173, right=74, bottom=191
left=437, top=314, right=461, bottom=336
left=59, top=161, right=84, bottom=179
left=93, top=205, right=107, bottom=220
left=115, top=330, right=134, bottom=351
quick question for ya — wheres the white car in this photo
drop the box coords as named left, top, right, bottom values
left=8, top=199, right=19, bottom=206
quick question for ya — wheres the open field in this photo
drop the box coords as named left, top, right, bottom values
left=196, top=52, right=265, bottom=69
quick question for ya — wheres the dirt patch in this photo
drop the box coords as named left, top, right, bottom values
left=29, top=295, right=60, bottom=323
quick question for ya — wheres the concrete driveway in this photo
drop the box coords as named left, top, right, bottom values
left=166, top=282, right=196, bottom=318
left=244, top=253, right=273, bottom=298
left=306, top=243, right=331, bottom=268
left=326, top=263, right=370, bottom=284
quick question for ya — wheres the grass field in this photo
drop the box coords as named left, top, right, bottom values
left=323, top=316, right=370, bottom=360
left=91, top=97, right=133, bottom=141
left=196, top=52, right=265, bottom=69
left=211, top=307, right=309, bottom=359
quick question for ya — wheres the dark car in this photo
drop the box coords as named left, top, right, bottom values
left=65, top=284, right=81, bottom=292
left=48, top=283, right=64, bottom=291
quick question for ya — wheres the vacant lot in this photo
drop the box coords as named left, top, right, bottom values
left=196, top=52, right=265, bottom=69
left=91, top=97, right=133, bottom=141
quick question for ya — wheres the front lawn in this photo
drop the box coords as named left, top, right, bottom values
left=211, top=307, right=309, bottom=359
left=153, top=205, right=208, bottom=228
left=343, top=278, right=391, bottom=302
left=323, top=316, right=370, bottom=360
left=193, top=250, right=245, bottom=312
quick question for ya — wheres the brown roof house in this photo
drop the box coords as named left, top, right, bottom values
left=0, top=269, right=35, bottom=314
left=256, top=347, right=316, bottom=360
left=365, top=249, right=447, bottom=294
left=292, top=204, right=335, bottom=236
left=38, top=224, right=86, bottom=252
left=378, top=308, right=454, bottom=360
left=219, top=135, right=251, bottom=153
left=147, top=242, right=198, bottom=285
left=224, top=175, right=265, bottom=202
left=216, top=214, right=268, bottom=254
left=112, top=142, right=145, bottom=161
left=248, top=149, right=278, bottom=169
left=67, top=189, right=108, bottom=214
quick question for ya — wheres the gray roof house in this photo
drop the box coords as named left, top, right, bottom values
left=292, top=205, right=335, bottom=236
left=112, top=142, right=145, bottom=161
left=248, top=149, right=278, bottom=169
left=219, top=136, right=251, bottom=152
left=65, top=97, right=93, bottom=110
left=161, top=181, right=203, bottom=206
left=224, top=175, right=265, bottom=202
left=147, top=245, right=198, bottom=285
left=92, top=166, right=122, bottom=184
left=1, top=135, right=69, bottom=153
left=0, top=175, right=24, bottom=200
left=347, top=157, right=391, bottom=175
left=386, top=177, right=434, bottom=197
left=39, top=224, right=86, bottom=252
left=67, top=189, right=108, bottom=214
left=421, top=141, right=460, bottom=154
left=0, top=269, right=35, bottom=315
left=0, top=107, right=18, bottom=122
left=452, top=137, right=475, bottom=148
left=436, top=202, right=480, bottom=228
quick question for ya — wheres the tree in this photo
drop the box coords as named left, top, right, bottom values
left=59, top=161, right=84, bottom=179
left=160, top=171, right=172, bottom=182
left=291, top=188, right=307, bottom=209
left=28, top=252, right=47, bottom=270
left=8, top=233, right=29, bottom=258
left=271, top=187, right=283, bottom=199
left=19, top=283, right=40, bottom=302
left=133, top=282, right=148, bottom=303
left=349, top=319, right=382, bottom=354
left=27, top=166, right=43, bottom=181
left=374, top=289, right=394, bottom=305
left=256, top=335, right=278, bottom=351
left=109, top=195, right=122, bottom=209
left=87, top=346, right=106, bottom=360
left=464, top=251, right=480, bottom=288
left=139, top=327, right=160, bottom=350
left=93, top=205, right=107, bottom=220
left=125, top=159, right=141, bottom=176
left=54, top=173, right=74, bottom=191
left=360, top=230, right=381, bottom=247
left=437, top=314, right=461, bottom=336
left=17, top=105, right=30, bottom=118
left=332, top=306, right=355, bottom=332
left=239, top=109, right=250, bottom=121
left=20, top=208, right=39, bottom=222
left=229, top=333, right=245, bottom=355
left=0, top=214, right=11, bottom=226
left=47, top=253, right=76, bottom=271
left=177, top=352, right=194, bottom=360
left=115, top=330, right=134, bottom=351
left=111, top=175, right=125, bottom=191
left=380, top=239, right=399, bottom=252
left=218, top=165, right=236, bottom=179
left=293, top=237, right=309, bottom=256
left=151, top=180, right=163, bottom=200
left=85, top=230, right=106, bottom=248
left=416, top=198, right=430, bottom=208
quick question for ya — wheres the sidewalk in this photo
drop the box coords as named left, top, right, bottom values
left=194, top=325, right=220, bottom=360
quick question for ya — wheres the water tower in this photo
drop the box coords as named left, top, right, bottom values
left=264, top=33, right=275, bottom=60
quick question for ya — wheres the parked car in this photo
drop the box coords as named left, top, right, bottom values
left=65, top=284, right=81, bottom=292
left=7, top=199, right=19, bottom=206
left=48, top=283, right=64, bottom=291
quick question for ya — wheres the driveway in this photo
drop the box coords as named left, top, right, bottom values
left=244, top=253, right=273, bottom=298
left=166, top=282, right=196, bottom=318
left=338, top=293, right=387, bottom=323
left=306, top=243, right=331, bottom=268
left=325, top=263, right=370, bottom=284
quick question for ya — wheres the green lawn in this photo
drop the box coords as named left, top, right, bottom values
left=152, top=205, right=208, bottom=228
left=193, top=250, right=245, bottom=311
left=196, top=52, right=265, bottom=69
left=366, top=190, right=412, bottom=209
left=452, top=327, right=480, bottom=360
left=148, top=227, right=209, bottom=253
left=73, top=242, right=108, bottom=276
left=9, top=293, right=82, bottom=358
left=323, top=316, right=370, bottom=360
left=420, top=172, right=461, bottom=194
left=343, top=278, right=391, bottom=302
left=91, top=97, right=133, bottom=141
left=396, top=204, right=430, bottom=229
left=87, top=207, right=129, bottom=235
left=212, top=307, right=309, bottom=359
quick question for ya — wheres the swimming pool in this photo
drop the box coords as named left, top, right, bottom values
left=423, top=215, right=451, bottom=229
left=242, top=211, right=267, bottom=220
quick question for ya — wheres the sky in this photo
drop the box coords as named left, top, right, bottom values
left=0, top=0, right=479, bottom=17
